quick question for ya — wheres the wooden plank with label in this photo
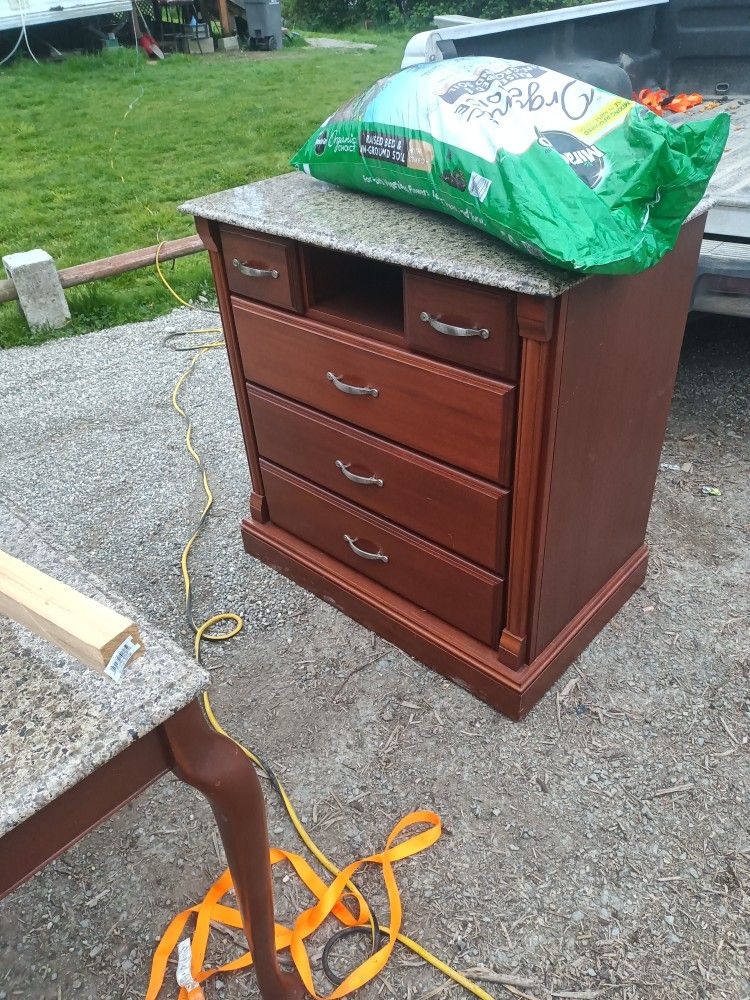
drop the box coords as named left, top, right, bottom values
left=0, top=549, right=143, bottom=676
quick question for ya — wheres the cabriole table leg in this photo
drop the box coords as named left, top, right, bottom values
left=162, top=700, right=306, bottom=1000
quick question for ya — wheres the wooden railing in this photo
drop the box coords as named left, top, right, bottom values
left=0, top=235, right=204, bottom=305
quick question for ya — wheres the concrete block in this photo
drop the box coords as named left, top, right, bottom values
left=217, top=34, right=239, bottom=51
left=2, top=249, right=70, bottom=331
left=181, top=35, right=215, bottom=54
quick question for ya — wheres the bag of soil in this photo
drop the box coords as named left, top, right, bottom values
left=291, top=57, right=729, bottom=274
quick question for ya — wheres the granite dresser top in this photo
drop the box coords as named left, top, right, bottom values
left=180, top=172, right=712, bottom=300
left=0, top=503, right=208, bottom=838
left=180, top=171, right=584, bottom=298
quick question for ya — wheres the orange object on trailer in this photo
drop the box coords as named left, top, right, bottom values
left=635, top=87, right=704, bottom=116
left=635, top=87, right=670, bottom=115
left=665, top=92, right=704, bottom=113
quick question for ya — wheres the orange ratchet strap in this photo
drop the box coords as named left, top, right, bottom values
left=635, top=87, right=670, bottom=115
left=664, top=92, right=703, bottom=113
left=145, top=810, right=441, bottom=1000
left=635, top=87, right=703, bottom=116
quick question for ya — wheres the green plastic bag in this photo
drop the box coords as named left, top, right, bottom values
left=291, top=57, right=729, bottom=274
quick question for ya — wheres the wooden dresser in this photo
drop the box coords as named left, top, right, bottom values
left=184, top=173, right=706, bottom=719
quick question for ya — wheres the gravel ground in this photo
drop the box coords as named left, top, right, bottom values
left=0, top=308, right=747, bottom=1000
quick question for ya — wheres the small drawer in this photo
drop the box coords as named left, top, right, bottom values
left=221, top=226, right=303, bottom=312
left=249, top=386, right=509, bottom=571
left=261, top=461, right=504, bottom=646
left=234, top=298, right=516, bottom=485
left=404, top=272, right=519, bottom=380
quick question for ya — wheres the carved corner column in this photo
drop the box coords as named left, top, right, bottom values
left=497, top=294, right=562, bottom=670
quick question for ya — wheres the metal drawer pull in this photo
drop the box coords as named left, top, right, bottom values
left=335, top=460, right=384, bottom=488
left=419, top=311, right=489, bottom=340
left=232, top=258, right=279, bottom=279
left=326, top=372, right=379, bottom=397
left=344, top=534, right=389, bottom=563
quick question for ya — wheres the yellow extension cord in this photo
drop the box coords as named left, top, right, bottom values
left=156, top=244, right=498, bottom=1000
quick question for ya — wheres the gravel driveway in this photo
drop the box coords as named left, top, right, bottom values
left=0, top=309, right=747, bottom=1000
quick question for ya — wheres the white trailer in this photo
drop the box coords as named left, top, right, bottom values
left=0, top=0, right=131, bottom=34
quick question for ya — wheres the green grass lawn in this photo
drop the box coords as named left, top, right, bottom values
left=1, top=32, right=410, bottom=347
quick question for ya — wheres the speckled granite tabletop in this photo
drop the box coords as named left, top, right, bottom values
left=180, top=172, right=712, bottom=299
left=0, top=503, right=208, bottom=838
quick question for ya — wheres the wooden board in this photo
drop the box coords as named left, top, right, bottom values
left=0, top=549, right=143, bottom=675
left=0, top=236, right=204, bottom=306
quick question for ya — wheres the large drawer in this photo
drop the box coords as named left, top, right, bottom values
left=249, top=386, right=509, bottom=571
left=234, top=298, right=516, bottom=485
left=261, top=461, right=504, bottom=646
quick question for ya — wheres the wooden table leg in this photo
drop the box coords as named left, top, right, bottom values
left=162, top=700, right=306, bottom=1000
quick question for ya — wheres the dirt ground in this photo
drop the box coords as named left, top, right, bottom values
left=0, top=309, right=747, bottom=1000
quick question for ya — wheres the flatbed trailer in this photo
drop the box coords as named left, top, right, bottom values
left=674, top=97, right=750, bottom=314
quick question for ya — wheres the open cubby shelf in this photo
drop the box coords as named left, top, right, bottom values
left=302, top=245, right=405, bottom=343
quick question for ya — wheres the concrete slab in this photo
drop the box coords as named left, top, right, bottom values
left=181, top=35, right=214, bottom=54
left=305, top=37, right=376, bottom=49
left=217, top=34, right=239, bottom=50
left=2, top=248, right=70, bottom=330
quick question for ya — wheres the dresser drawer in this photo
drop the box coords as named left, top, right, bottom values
left=234, top=299, right=515, bottom=485
left=249, top=386, right=509, bottom=571
left=221, top=227, right=303, bottom=312
left=404, top=272, right=519, bottom=380
left=261, top=461, right=504, bottom=646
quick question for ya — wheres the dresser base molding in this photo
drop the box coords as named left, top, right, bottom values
left=241, top=517, right=648, bottom=720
